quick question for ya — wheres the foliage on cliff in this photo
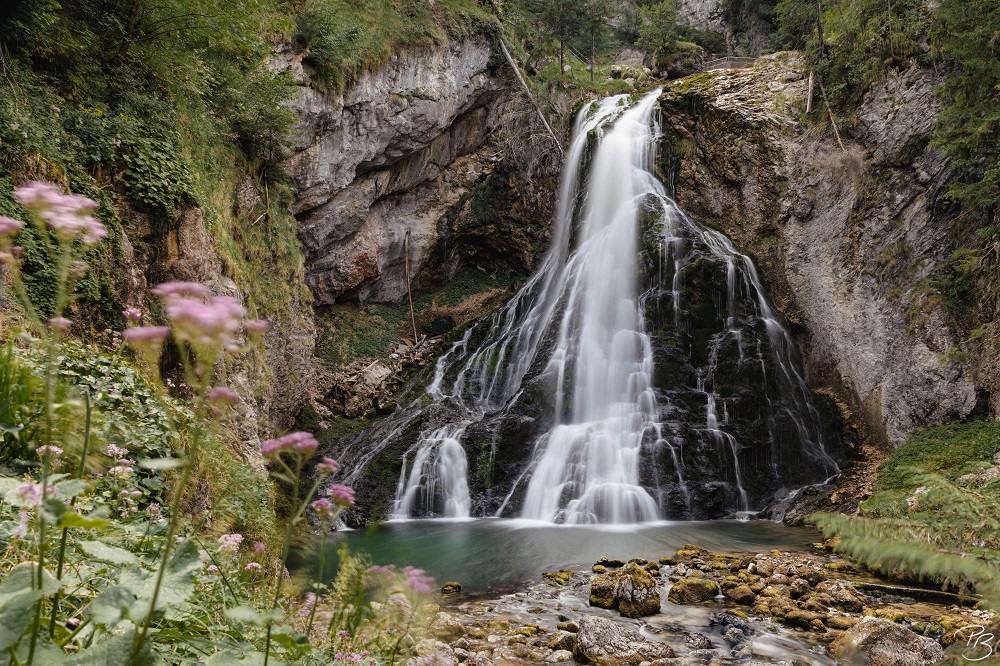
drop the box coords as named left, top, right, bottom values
left=768, top=0, right=999, bottom=209
left=811, top=422, right=1000, bottom=605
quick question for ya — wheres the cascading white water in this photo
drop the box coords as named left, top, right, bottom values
left=387, top=89, right=837, bottom=522
left=517, top=93, right=663, bottom=523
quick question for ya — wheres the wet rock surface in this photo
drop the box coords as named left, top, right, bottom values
left=424, top=544, right=993, bottom=665
left=659, top=54, right=997, bottom=512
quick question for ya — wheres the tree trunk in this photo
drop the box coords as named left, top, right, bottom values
left=591, top=31, right=595, bottom=82
left=815, top=0, right=826, bottom=60
left=559, top=39, right=564, bottom=74
left=115, top=0, right=142, bottom=64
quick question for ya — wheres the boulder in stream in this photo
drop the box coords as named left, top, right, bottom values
left=829, top=616, right=945, bottom=666
left=666, top=577, right=718, bottom=604
left=574, top=616, right=675, bottom=665
left=588, top=562, right=662, bottom=618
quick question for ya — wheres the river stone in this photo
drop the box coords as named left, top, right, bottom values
left=551, top=650, right=574, bottom=662
left=615, top=563, right=662, bottom=618
left=829, top=617, right=945, bottom=666
left=667, top=577, right=717, bottom=604
left=574, top=616, right=675, bottom=665
left=549, top=630, right=577, bottom=652
left=442, top=581, right=462, bottom=594
left=724, top=584, right=756, bottom=605
left=589, top=563, right=662, bottom=617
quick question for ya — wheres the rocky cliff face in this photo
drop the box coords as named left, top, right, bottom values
left=676, top=0, right=724, bottom=33
left=659, top=54, right=991, bottom=459
left=282, top=36, right=511, bottom=306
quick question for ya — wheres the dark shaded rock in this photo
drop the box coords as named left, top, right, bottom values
left=829, top=617, right=945, bottom=666
left=427, top=316, right=455, bottom=336
left=574, top=616, right=675, bottom=665
left=442, top=581, right=462, bottom=594
left=557, top=622, right=581, bottom=633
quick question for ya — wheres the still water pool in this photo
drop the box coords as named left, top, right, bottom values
left=313, top=518, right=819, bottom=592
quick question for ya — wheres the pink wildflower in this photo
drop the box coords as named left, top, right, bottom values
left=207, top=386, right=239, bottom=404
left=260, top=431, right=318, bottom=456
left=13, top=182, right=105, bottom=244
left=48, top=317, right=71, bottom=330
left=329, top=484, right=355, bottom=508
left=218, top=533, right=244, bottom=552
left=36, top=445, right=63, bottom=457
left=123, top=326, right=169, bottom=343
left=206, top=565, right=219, bottom=574
left=244, top=562, right=262, bottom=572
left=16, top=482, right=42, bottom=506
left=0, top=216, right=22, bottom=235
left=311, top=498, right=334, bottom=520
left=122, top=308, right=142, bottom=320
left=316, top=457, right=339, bottom=475
left=150, top=281, right=210, bottom=299
left=148, top=503, right=162, bottom=518
left=404, top=566, right=435, bottom=594
left=244, top=318, right=269, bottom=333
left=253, top=541, right=266, bottom=553
left=13, top=511, right=29, bottom=539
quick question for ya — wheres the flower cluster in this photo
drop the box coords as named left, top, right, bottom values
left=332, top=650, right=376, bottom=666
left=310, top=498, right=334, bottom=521
left=36, top=445, right=63, bottom=468
left=13, top=181, right=106, bottom=245
left=403, top=566, right=435, bottom=594
left=329, top=484, right=356, bottom=508
left=261, top=431, right=318, bottom=456
left=151, top=281, right=262, bottom=355
left=218, top=533, right=244, bottom=552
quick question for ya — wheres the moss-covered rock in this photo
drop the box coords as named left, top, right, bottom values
left=667, top=577, right=718, bottom=604
left=724, top=584, right=756, bottom=606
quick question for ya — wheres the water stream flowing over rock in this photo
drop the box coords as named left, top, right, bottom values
left=328, top=91, right=842, bottom=525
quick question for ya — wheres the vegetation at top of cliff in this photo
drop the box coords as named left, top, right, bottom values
left=811, top=421, right=1000, bottom=605
left=294, top=0, right=495, bottom=92
left=767, top=0, right=999, bottom=209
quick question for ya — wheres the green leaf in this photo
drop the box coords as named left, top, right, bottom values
left=0, top=588, right=42, bottom=653
left=119, top=538, right=201, bottom=621
left=205, top=651, right=277, bottom=666
left=80, top=540, right=140, bottom=565
left=88, top=586, right=136, bottom=627
left=0, top=562, right=62, bottom=603
left=224, top=605, right=284, bottom=626
left=58, top=507, right=111, bottom=530
left=138, top=457, right=185, bottom=470
left=267, top=625, right=310, bottom=653
left=54, top=478, right=88, bottom=499
left=41, top=498, right=68, bottom=524
left=0, top=563, right=61, bottom=654
left=61, top=628, right=155, bottom=666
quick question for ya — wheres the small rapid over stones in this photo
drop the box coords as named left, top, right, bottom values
left=328, top=90, right=842, bottom=525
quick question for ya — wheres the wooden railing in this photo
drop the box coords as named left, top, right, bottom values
left=700, top=56, right=757, bottom=71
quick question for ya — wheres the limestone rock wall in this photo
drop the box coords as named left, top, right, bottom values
left=659, top=54, right=988, bottom=449
left=283, top=36, right=505, bottom=305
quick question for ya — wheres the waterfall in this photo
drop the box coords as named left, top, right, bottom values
left=383, top=90, right=838, bottom=523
